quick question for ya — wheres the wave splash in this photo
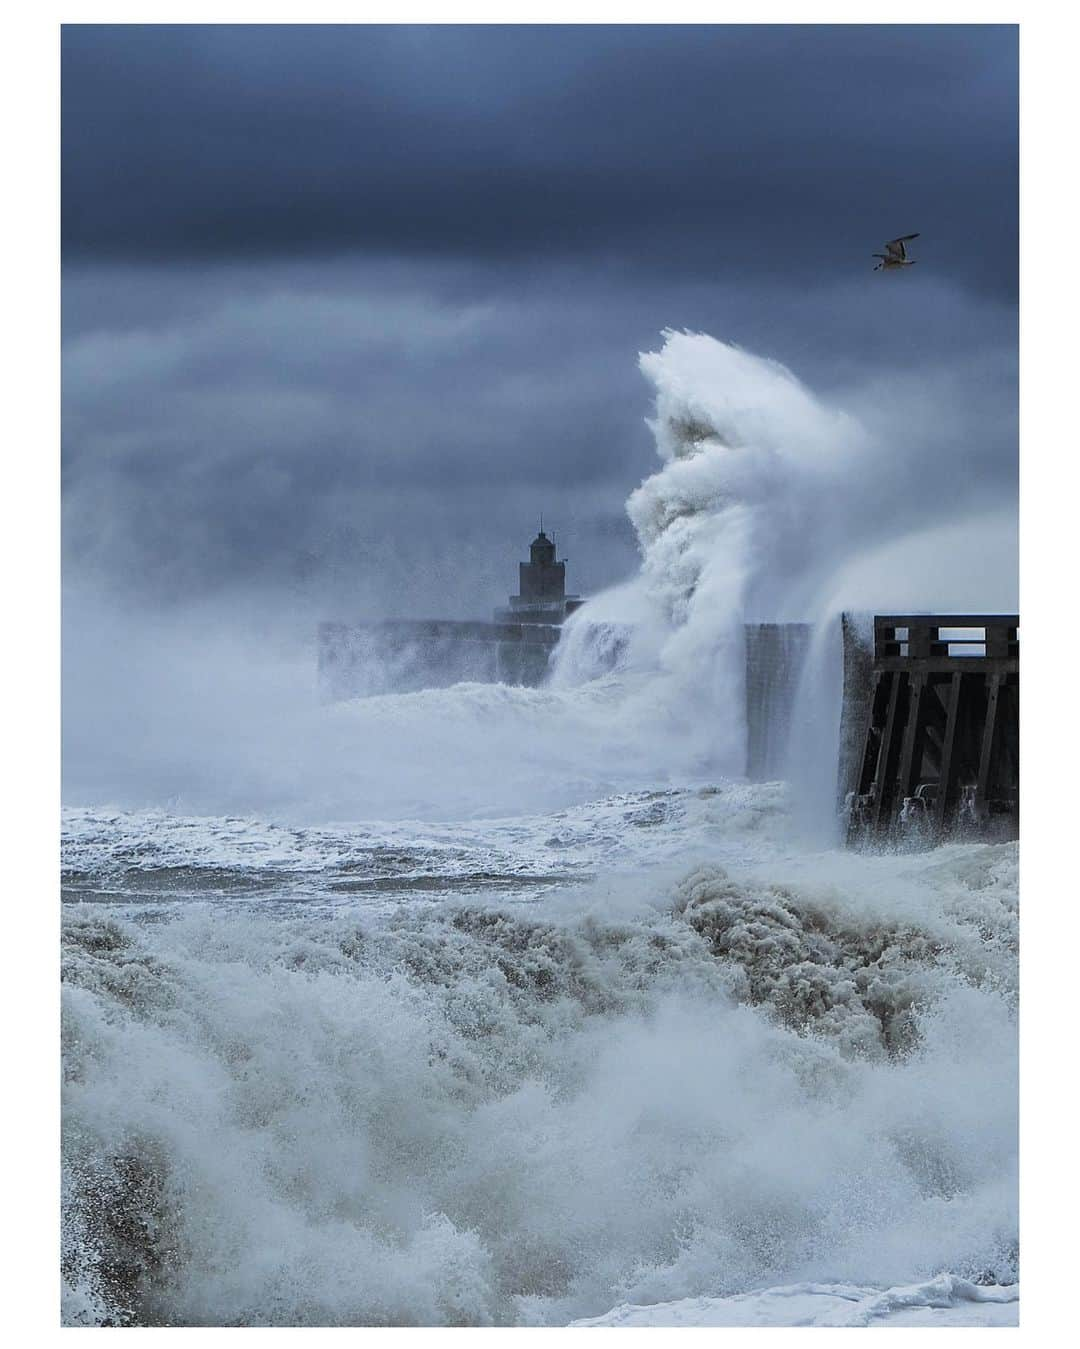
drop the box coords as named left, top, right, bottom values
left=61, top=331, right=1019, bottom=1326
left=551, top=332, right=864, bottom=780
left=63, top=331, right=1016, bottom=825
left=62, top=821, right=1018, bottom=1326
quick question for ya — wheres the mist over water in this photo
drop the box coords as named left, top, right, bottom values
left=62, top=333, right=1018, bottom=1325
left=64, top=331, right=1016, bottom=825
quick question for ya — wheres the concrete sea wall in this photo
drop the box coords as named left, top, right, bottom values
left=318, top=620, right=560, bottom=699
left=744, top=623, right=812, bottom=781
left=320, top=618, right=821, bottom=785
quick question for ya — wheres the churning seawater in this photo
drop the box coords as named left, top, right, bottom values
left=62, top=333, right=1018, bottom=1325
left=61, top=784, right=1018, bottom=1326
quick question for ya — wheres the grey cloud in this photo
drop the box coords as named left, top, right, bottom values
left=63, top=257, right=1015, bottom=617
left=63, top=25, right=1017, bottom=297
left=61, top=25, right=1017, bottom=621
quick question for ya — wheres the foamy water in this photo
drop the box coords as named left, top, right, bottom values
left=62, top=791, right=1017, bottom=1326
left=62, top=333, right=1018, bottom=1325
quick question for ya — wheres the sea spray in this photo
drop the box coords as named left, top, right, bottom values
left=785, top=612, right=849, bottom=844
left=62, top=803, right=1018, bottom=1326
left=65, top=333, right=1015, bottom=824
left=62, top=330, right=1018, bottom=1326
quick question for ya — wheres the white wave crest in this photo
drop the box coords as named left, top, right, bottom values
left=572, top=1273, right=1019, bottom=1327
left=62, top=836, right=1017, bottom=1326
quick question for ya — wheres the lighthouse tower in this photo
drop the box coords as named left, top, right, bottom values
left=494, top=526, right=582, bottom=625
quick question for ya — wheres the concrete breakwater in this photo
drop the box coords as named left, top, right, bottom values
left=318, top=617, right=816, bottom=784
left=317, top=611, right=1017, bottom=847
left=316, top=527, right=586, bottom=699
left=317, top=619, right=561, bottom=699
left=744, top=623, right=812, bottom=781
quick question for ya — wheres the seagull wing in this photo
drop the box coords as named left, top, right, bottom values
left=885, top=232, right=919, bottom=260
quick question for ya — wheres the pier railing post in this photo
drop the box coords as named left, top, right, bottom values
left=975, top=672, right=1003, bottom=822
left=870, top=673, right=904, bottom=834
left=933, top=671, right=963, bottom=839
left=897, top=672, right=928, bottom=808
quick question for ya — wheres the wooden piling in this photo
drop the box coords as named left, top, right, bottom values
left=846, top=615, right=1018, bottom=847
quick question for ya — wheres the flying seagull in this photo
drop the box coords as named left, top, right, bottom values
left=873, top=233, right=919, bottom=271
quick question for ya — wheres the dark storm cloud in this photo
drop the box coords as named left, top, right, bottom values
left=61, top=25, right=1017, bottom=618
left=62, top=258, right=660, bottom=613
left=62, top=255, right=1016, bottom=613
left=62, top=25, right=1017, bottom=296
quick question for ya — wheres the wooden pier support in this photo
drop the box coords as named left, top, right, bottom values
left=846, top=615, right=1018, bottom=847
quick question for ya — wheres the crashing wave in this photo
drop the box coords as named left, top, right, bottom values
left=62, top=832, right=1018, bottom=1326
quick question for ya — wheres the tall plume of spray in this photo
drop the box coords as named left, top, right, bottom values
left=554, top=330, right=864, bottom=781
left=555, top=329, right=1017, bottom=828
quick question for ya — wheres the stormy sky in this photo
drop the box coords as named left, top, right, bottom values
left=62, top=24, right=1018, bottom=624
